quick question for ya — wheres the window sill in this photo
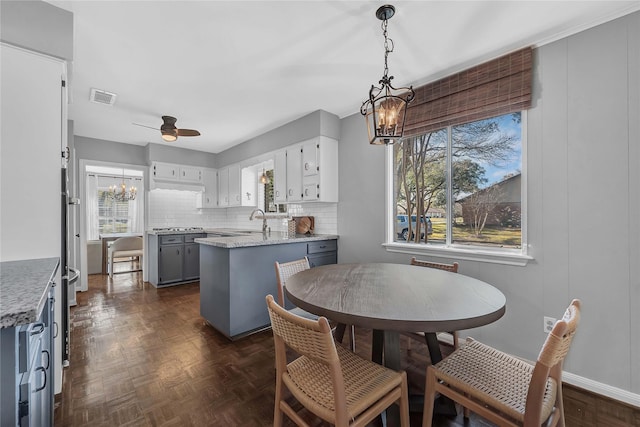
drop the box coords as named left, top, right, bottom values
left=382, top=242, right=533, bottom=266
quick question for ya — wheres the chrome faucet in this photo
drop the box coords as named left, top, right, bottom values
left=249, top=208, right=268, bottom=233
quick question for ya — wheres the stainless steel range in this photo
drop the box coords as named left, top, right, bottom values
left=152, top=227, right=204, bottom=232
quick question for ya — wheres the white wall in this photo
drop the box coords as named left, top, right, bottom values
left=338, top=11, right=640, bottom=402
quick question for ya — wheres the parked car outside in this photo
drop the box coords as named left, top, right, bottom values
left=396, top=214, right=432, bottom=240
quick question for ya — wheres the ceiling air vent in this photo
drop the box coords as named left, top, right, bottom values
left=89, top=88, right=117, bottom=106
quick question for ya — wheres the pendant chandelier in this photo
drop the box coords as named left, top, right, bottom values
left=360, top=4, right=415, bottom=145
left=108, top=169, right=137, bottom=202
left=259, top=167, right=269, bottom=184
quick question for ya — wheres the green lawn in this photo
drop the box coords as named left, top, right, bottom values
left=427, top=218, right=521, bottom=248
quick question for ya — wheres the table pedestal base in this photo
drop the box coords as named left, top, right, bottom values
left=371, top=330, right=457, bottom=426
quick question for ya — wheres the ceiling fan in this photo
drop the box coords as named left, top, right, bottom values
left=133, top=115, right=201, bottom=142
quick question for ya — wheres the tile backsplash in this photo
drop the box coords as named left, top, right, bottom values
left=147, top=189, right=337, bottom=234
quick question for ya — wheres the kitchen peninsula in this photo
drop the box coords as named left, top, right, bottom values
left=196, top=231, right=338, bottom=340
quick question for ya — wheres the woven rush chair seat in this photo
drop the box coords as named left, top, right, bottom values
left=431, top=338, right=556, bottom=423
left=266, top=294, right=409, bottom=427
left=286, top=344, right=405, bottom=422
left=423, top=299, right=581, bottom=427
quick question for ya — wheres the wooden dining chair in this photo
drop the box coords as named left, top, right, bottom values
left=274, top=257, right=316, bottom=320
left=423, top=299, right=581, bottom=427
left=275, top=257, right=356, bottom=350
left=266, top=294, right=410, bottom=427
left=405, top=257, right=460, bottom=349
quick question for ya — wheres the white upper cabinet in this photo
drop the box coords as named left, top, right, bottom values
left=301, top=136, right=338, bottom=203
left=227, top=164, right=241, bottom=206
left=218, top=167, right=230, bottom=207
left=151, top=161, right=203, bottom=185
left=152, top=162, right=179, bottom=180
left=241, top=166, right=257, bottom=207
left=179, top=166, right=203, bottom=183
left=273, top=149, right=287, bottom=204
left=286, top=144, right=304, bottom=202
left=302, top=140, right=318, bottom=177
left=274, top=136, right=338, bottom=204
left=216, top=164, right=242, bottom=207
left=196, top=168, right=218, bottom=209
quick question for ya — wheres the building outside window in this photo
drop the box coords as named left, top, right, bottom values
left=393, top=112, right=523, bottom=251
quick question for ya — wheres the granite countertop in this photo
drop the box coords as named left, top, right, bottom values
left=146, top=229, right=208, bottom=235
left=0, top=257, right=59, bottom=328
left=195, top=232, right=338, bottom=249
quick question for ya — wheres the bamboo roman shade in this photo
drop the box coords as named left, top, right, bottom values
left=404, top=47, right=532, bottom=137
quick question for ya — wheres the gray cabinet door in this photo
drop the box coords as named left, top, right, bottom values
left=183, top=243, right=200, bottom=281
left=159, top=245, right=183, bottom=284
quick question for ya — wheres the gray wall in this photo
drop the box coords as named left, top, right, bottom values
left=145, top=144, right=216, bottom=168
left=0, top=0, right=73, bottom=60
left=75, top=136, right=147, bottom=166
left=216, top=109, right=340, bottom=167
left=339, top=12, right=640, bottom=396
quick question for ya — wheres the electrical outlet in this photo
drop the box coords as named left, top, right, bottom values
left=544, top=316, right=556, bottom=333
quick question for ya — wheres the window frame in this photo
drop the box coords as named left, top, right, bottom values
left=383, top=110, right=532, bottom=267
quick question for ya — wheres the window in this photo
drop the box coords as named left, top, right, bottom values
left=97, top=188, right=135, bottom=234
left=392, top=112, right=524, bottom=254
left=85, top=167, right=144, bottom=240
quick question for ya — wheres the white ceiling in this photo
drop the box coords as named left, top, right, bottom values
left=47, top=1, right=639, bottom=154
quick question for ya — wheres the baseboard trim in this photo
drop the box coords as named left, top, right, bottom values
left=563, top=371, right=640, bottom=408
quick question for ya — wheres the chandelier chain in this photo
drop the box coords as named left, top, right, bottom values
left=381, top=18, right=394, bottom=78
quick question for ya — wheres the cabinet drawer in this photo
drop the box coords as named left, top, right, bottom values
left=307, top=240, right=337, bottom=254
left=184, top=233, right=206, bottom=243
left=160, top=235, right=184, bottom=244
left=308, top=252, right=337, bottom=268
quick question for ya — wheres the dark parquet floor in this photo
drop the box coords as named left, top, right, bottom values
left=54, top=261, right=495, bottom=427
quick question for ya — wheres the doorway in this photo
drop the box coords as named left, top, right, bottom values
left=78, top=160, right=146, bottom=293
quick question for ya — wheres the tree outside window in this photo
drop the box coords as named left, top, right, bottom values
left=393, top=112, right=522, bottom=249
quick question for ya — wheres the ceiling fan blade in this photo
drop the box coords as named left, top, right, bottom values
left=176, top=129, right=201, bottom=137
left=132, top=122, right=159, bottom=131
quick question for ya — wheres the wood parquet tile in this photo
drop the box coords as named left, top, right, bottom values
left=53, top=266, right=495, bottom=427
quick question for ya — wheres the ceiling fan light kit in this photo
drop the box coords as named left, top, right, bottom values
left=161, top=130, right=178, bottom=142
left=360, top=4, right=415, bottom=145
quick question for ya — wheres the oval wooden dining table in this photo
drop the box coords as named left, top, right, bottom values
left=285, top=262, right=507, bottom=426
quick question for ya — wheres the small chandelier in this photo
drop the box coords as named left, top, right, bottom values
left=360, top=4, right=415, bottom=145
left=108, top=170, right=137, bottom=202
